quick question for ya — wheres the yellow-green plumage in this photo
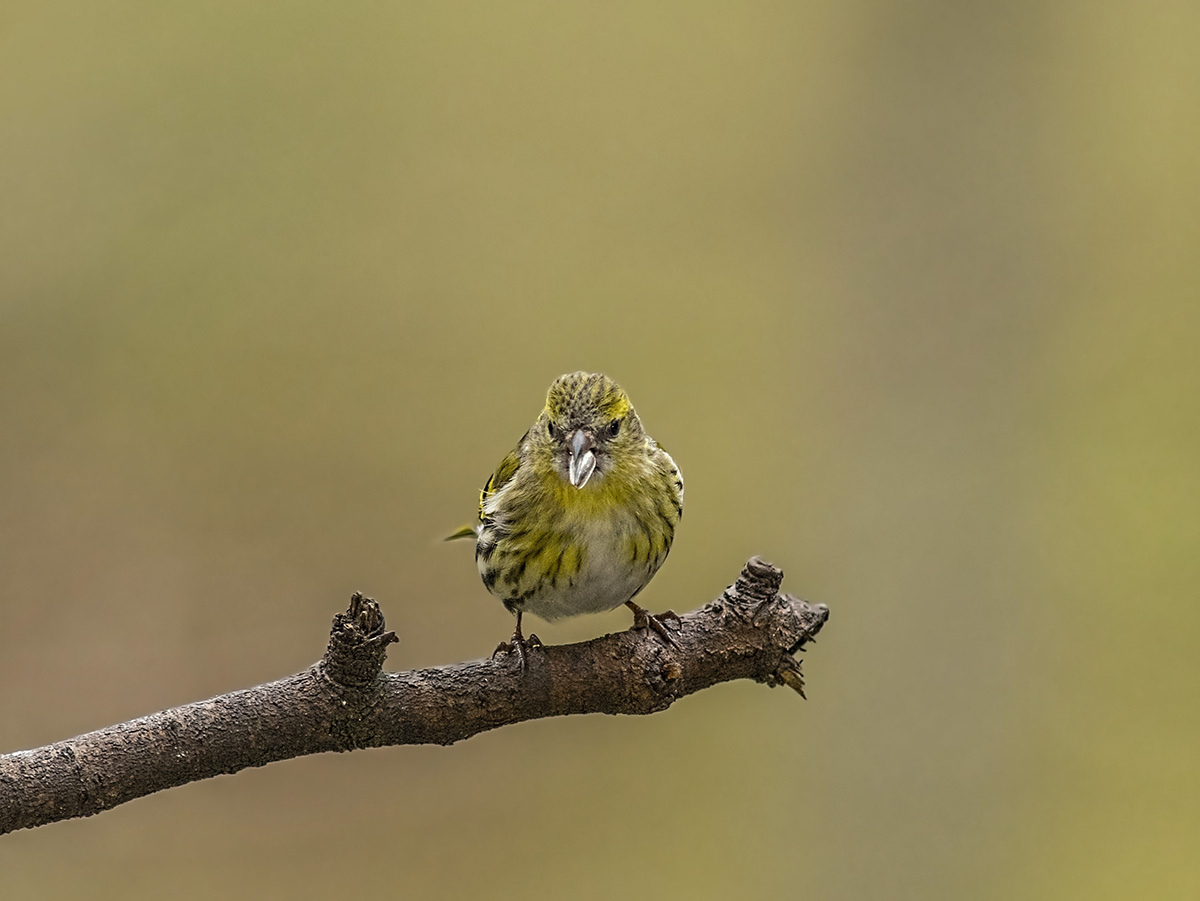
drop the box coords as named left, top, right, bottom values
left=460, top=372, right=683, bottom=636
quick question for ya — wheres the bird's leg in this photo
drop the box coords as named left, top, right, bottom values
left=625, top=600, right=680, bottom=647
left=492, top=610, right=542, bottom=671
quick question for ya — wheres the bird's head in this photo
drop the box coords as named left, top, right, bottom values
left=532, top=371, right=645, bottom=489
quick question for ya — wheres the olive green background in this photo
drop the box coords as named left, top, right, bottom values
left=2, top=3, right=1197, bottom=898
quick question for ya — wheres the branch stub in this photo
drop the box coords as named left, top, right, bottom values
left=322, top=592, right=398, bottom=691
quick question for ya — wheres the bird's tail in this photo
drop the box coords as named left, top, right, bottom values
left=444, top=524, right=479, bottom=541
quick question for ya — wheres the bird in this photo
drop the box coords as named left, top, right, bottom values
left=448, top=371, right=684, bottom=667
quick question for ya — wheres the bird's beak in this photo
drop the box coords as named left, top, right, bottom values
left=567, top=430, right=597, bottom=489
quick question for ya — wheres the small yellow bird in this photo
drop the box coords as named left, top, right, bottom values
left=449, top=372, right=684, bottom=665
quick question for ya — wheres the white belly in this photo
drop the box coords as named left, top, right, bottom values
left=519, top=520, right=653, bottom=622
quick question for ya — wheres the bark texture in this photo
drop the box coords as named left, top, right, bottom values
left=0, top=557, right=828, bottom=834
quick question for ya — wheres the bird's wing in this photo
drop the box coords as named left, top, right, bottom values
left=445, top=434, right=525, bottom=541
left=479, top=444, right=522, bottom=523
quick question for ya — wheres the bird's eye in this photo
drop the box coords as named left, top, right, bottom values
left=606, top=418, right=622, bottom=439
left=547, top=420, right=557, bottom=438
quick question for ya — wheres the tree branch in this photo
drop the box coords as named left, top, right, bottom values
left=0, top=557, right=828, bottom=834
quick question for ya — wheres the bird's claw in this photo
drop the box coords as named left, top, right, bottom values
left=493, top=630, right=542, bottom=672
left=627, top=601, right=680, bottom=647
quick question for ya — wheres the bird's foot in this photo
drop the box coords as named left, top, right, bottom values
left=493, top=628, right=542, bottom=672
left=626, top=600, right=681, bottom=647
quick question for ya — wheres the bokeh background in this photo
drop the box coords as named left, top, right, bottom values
left=2, top=2, right=1198, bottom=898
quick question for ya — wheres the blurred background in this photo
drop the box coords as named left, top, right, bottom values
left=2, top=2, right=1197, bottom=898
